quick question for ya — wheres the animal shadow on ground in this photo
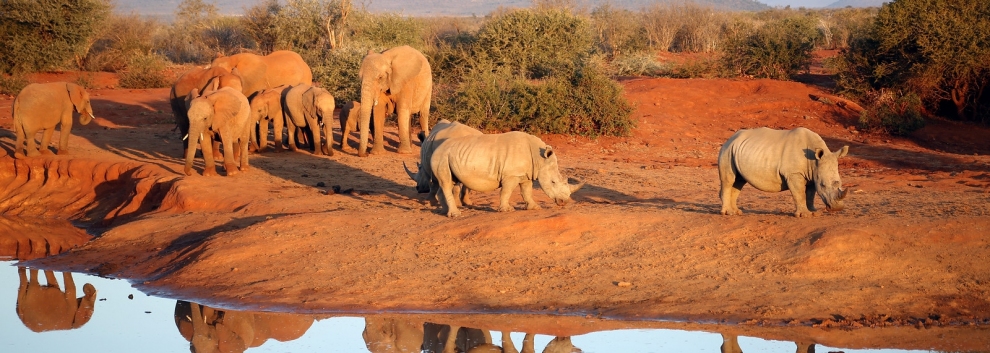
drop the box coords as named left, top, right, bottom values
left=823, top=136, right=990, bottom=173
left=566, top=182, right=733, bottom=215
left=71, top=97, right=186, bottom=174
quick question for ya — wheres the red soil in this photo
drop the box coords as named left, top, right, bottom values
left=2, top=65, right=989, bottom=350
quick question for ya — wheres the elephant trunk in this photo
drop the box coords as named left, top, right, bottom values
left=357, top=85, right=377, bottom=157
left=184, top=131, right=201, bottom=176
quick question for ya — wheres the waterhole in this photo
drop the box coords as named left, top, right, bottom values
left=1, top=262, right=969, bottom=353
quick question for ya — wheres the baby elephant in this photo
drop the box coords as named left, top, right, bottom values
left=12, top=82, right=95, bottom=158
left=718, top=127, right=849, bottom=217
left=283, top=84, right=335, bottom=156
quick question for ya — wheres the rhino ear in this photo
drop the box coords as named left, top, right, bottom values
left=814, top=148, right=825, bottom=160
left=835, top=145, right=849, bottom=158
left=542, top=145, right=554, bottom=159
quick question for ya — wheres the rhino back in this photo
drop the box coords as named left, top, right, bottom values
left=435, top=132, right=536, bottom=192
left=721, top=127, right=827, bottom=192
left=419, top=121, right=483, bottom=171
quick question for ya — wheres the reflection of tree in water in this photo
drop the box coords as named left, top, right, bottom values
left=721, top=333, right=816, bottom=353
left=16, top=268, right=97, bottom=332
left=173, top=301, right=315, bottom=353
left=363, top=318, right=581, bottom=353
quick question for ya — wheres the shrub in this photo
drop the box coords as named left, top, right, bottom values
left=640, top=3, right=683, bottom=52
left=834, top=0, right=990, bottom=123
left=0, top=74, right=29, bottom=96
left=0, top=0, right=111, bottom=74
left=858, top=90, right=926, bottom=136
left=671, top=4, right=730, bottom=53
left=119, top=53, right=171, bottom=89
left=350, top=12, right=424, bottom=49
left=83, top=13, right=162, bottom=72
left=309, top=45, right=366, bottom=103
left=156, top=0, right=221, bottom=64
left=590, top=4, right=650, bottom=58
left=610, top=53, right=667, bottom=77
left=722, top=16, right=820, bottom=80
left=475, top=8, right=593, bottom=79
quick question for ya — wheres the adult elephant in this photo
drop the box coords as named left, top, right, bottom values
left=16, top=268, right=97, bottom=332
left=209, top=50, right=313, bottom=100
left=174, top=301, right=314, bottom=353
left=11, top=82, right=95, bottom=158
left=170, top=65, right=231, bottom=156
left=357, top=45, right=432, bottom=157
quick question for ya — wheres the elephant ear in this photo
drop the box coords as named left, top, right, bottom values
left=301, top=87, right=317, bottom=119
left=66, top=83, right=86, bottom=113
left=210, top=91, right=242, bottom=128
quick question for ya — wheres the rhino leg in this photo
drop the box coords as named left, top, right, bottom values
left=434, top=160, right=460, bottom=217
left=786, top=175, right=818, bottom=217
left=497, top=177, right=520, bottom=212
left=452, top=184, right=464, bottom=208
left=805, top=182, right=818, bottom=212
left=520, top=180, right=541, bottom=210
left=460, top=187, right=472, bottom=206
left=719, top=177, right=745, bottom=216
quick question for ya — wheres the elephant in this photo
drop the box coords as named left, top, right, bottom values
left=717, top=127, right=849, bottom=217
left=11, top=82, right=95, bottom=158
left=357, top=45, right=433, bottom=156
left=282, top=84, right=335, bottom=156
left=170, top=65, right=232, bottom=155
left=363, top=317, right=426, bottom=353
left=201, top=67, right=245, bottom=97
left=720, top=334, right=742, bottom=353
left=175, top=301, right=314, bottom=353
left=247, top=85, right=290, bottom=153
left=184, top=87, right=252, bottom=176
left=339, top=92, right=393, bottom=153
left=209, top=50, right=313, bottom=100
left=16, top=268, right=97, bottom=332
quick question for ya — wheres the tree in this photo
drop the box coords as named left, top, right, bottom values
left=0, top=0, right=112, bottom=74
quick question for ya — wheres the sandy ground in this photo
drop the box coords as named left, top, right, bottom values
left=1, top=66, right=990, bottom=348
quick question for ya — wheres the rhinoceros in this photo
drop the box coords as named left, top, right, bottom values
left=718, top=127, right=849, bottom=217
left=430, top=131, right=584, bottom=217
left=404, top=119, right=483, bottom=204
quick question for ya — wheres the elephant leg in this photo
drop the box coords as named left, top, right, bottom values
left=57, top=120, right=73, bottom=155
left=40, top=128, right=55, bottom=155
left=13, top=122, right=26, bottom=158
left=62, top=272, right=76, bottom=301
left=24, top=127, right=42, bottom=157
left=340, top=115, right=355, bottom=153
left=321, top=120, right=333, bottom=156
left=520, top=180, right=541, bottom=210
left=418, top=108, right=430, bottom=142
left=257, top=119, right=269, bottom=153
left=442, top=326, right=461, bottom=353
left=501, top=331, right=519, bottom=353
left=202, top=134, right=218, bottom=177
left=44, top=270, right=58, bottom=288
left=370, top=107, right=387, bottom=155
left=498, top=177, right=520, bottom=212
left=273, top=113, right=285, bottom=152
left=239, top=135, right=250, bottom=172
left=221, top=133, right=239, bottom=176
left=286, top=120, right=299, bottom=152
left=395, top=109, right=413, bottom=154
left=786, top=175, right=815, bottom=217
left=521, top=333, right=535, bottom=353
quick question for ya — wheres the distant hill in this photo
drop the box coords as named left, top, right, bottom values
left=826, top=0, right=888, bottom=8
left=113, top=0, right=770, bottom=18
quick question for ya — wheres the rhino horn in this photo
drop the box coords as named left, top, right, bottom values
left=403, top=162, right=418, bottom=181
left=568, top=178, right=586, bottom=193
left=838, top=187, right=848, bottom=200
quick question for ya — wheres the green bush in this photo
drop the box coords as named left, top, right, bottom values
left=119, top=53, right=171, bottom=89
left=858, top=91, right=926, bottom=136
left=610, top=53, right=667, bottom=77
left=350, top=12, right=424, bottom=49
left=475, top=8, right=593, bottom=79
left=590, top=4, right=650, bottom=58
left=156, top=0, right=224, bottom=64
left=0, top=0, right=111, bottom=74
left=834, top=0, right=990, bottom=123
left=722, top=16, right=820, bottom=80
left=309, top=45, right=366, bottom=103
left=0, top=74, right=29, bottom=96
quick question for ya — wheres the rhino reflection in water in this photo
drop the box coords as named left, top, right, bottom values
left=720, top=333, right=816, bottom=353
left=16, top=268, right=97, bottom=332
left=174, top=301, right=315, bottom=353
left=363, top=318, right=581, bottom=353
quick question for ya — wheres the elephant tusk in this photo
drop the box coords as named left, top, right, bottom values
left=89, top=113, right=95, bottom=119
left=200, top=133, right=204, bottom=141
left=182, top=134, right=189, bottom=141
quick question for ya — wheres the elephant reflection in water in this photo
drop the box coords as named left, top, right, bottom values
left=16, top=268, right=97, bottom=332
left=721, top=333, right=816, bottom=353
left=362, top=318, right=580, bottom=353
left=174, top=301, right=315, bottom=353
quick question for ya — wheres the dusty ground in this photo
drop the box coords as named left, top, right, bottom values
left=1, top=66, right=990, bottom=350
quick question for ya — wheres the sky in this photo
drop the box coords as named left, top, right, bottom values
left=761, top=0, right=838, bottom=8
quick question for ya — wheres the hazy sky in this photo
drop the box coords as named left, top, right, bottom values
left=761, top=0, right=837, bottom=7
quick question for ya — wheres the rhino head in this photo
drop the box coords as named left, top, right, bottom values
left=536, top=145, right=584, bottom=206
left=403, top=162, right=432, bottom=193
left=813, top=145, right=850, bottom=211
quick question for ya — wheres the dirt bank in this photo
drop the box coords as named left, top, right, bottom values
left=2, top=73, right=989, bottom=331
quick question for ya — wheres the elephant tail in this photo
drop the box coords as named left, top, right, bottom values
left=12, top=96, right=24, bottom=140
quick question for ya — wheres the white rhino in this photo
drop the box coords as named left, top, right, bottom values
left=403, top=119, right=483, bottom=205
left=718, top=127, right=849, bottom=217
left=430, top=131, right=584, bottom=217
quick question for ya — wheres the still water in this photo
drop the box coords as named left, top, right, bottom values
left=0, top=261, right=953, bottom=353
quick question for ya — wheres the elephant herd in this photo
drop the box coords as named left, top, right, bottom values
left=7, top=45, right=853, bottom=217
